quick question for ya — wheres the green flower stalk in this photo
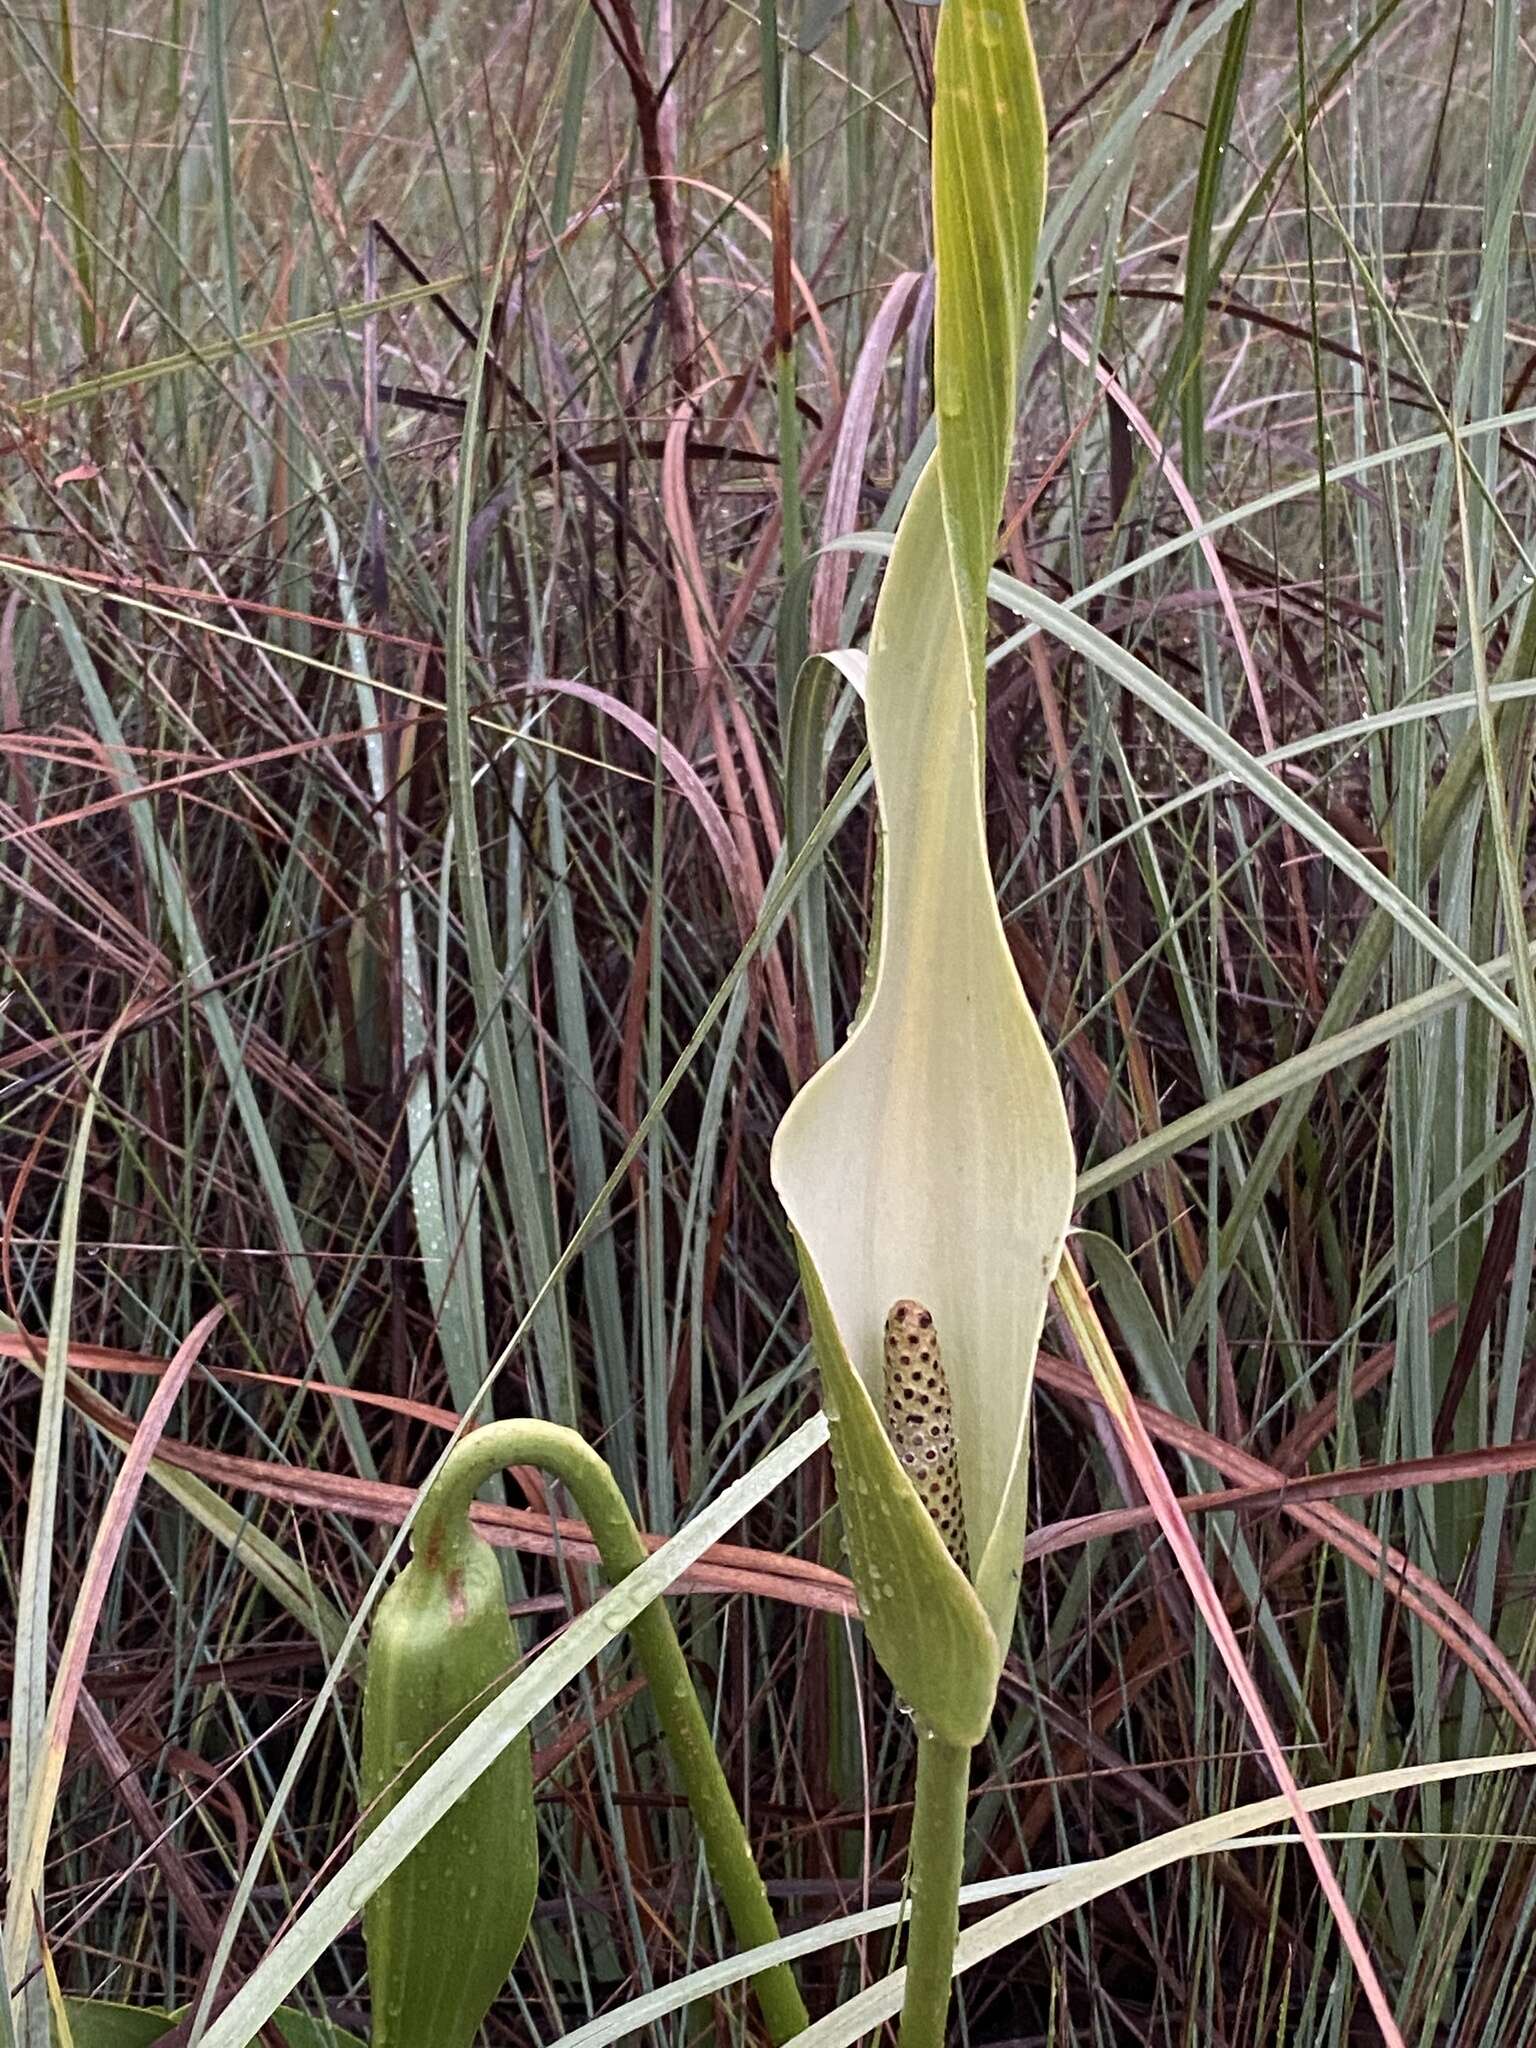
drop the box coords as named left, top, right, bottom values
left=771, top=0, right=1072, bottom=2039
left=361, top=1421, right=808, bottom=2048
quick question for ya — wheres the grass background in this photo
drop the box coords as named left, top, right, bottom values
left=7, top=0, right=1536, bottom=2040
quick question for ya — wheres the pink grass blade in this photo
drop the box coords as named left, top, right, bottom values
left=1054, top=1252, right=1405, bottom=2048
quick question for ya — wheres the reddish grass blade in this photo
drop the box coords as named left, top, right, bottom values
left=1054, top=1251, right=1406, bottom=2046
left=7, top=1306, right=224, bottom=1972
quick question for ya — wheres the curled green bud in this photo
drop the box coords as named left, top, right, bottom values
left=882, top=1300, right=969, bottom=1574
left=359, top=1419, right=807, bottom=2046
left=360, top=1516, right=536, bottom=2048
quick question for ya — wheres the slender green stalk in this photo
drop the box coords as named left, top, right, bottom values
left=54, top=0, right=95, bottom=361
left=897, top=1736, right=970, bottom=2048
left=415, top=1422, right=809, bottom=2047
left=761, top=1, right=802, bottom=580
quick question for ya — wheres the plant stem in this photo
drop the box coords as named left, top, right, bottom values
left=897, top=1733, right=971, bottom=2048
left=416, top=1420, right=810, bottom=2046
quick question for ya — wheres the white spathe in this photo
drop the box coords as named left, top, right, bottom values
left=771, top=455, right=1076, bottom=1659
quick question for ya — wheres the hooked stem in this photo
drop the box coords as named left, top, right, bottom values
left=414, top=1420, right=809, bottom=2046
left=897, top=1732, right=971, bottom=2048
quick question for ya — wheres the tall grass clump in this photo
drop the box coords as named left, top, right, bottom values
left=7, top=1, right=1536, bottom=2044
